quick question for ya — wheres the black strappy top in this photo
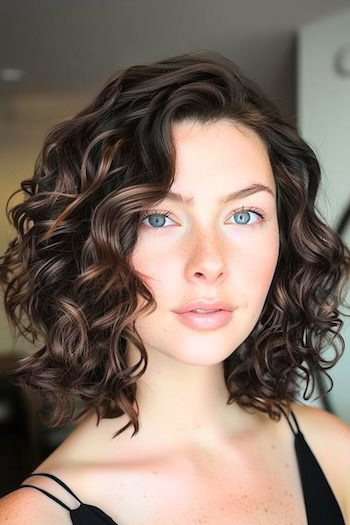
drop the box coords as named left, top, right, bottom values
left=17, top=408, right=346, bottom=525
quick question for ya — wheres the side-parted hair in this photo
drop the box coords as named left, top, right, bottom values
left=1, top=50, right=350, bottom=438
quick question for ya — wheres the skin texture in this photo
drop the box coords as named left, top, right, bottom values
left=125, top=118, right=280, bottom=452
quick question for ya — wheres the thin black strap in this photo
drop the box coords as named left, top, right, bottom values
left=279, top=405, right=302, bottom=436
left=18, top=484, right=72, bottom=511
left=23, top=472, right=82, bottom=503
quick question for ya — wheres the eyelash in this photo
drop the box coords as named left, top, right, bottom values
left=139, top=206, right=266, bottom=231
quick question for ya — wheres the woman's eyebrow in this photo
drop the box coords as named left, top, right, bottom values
left=161, top=183, right=275, bottom=206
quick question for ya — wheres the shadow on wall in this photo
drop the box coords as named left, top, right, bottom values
left=0, top=353, right=75, bottom=497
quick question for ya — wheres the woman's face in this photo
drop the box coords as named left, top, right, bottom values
left=129, top=119, right=280, bottom=365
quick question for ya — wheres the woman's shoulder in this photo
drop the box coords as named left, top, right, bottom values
left=0, top=411, right=133, bottom=524
left=290, top=400, right=350, bottom=446
left=290, top=401, right=350, bottom=521
left=290, top=401, right=350, bottom=467
left=0, top=412, right=102, bottom=524
left=0, top=484, right=72, bottom=525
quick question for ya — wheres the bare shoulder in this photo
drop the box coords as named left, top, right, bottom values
left=0, top=486, right=72, bottom=525
left=0, top=414, right=95, bottom=524
left=290, top=401, right=350, bottom=452
left=290, top=401, right=350, bottom=521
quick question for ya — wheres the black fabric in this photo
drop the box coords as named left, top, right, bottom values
left=17, top=409, right=346, bottom=524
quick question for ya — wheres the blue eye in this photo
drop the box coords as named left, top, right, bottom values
left=232, top=210, right=260, bottom=225
left=140, top=210, right=173, bottom=228
left=140, top=207, right=264, bottom=229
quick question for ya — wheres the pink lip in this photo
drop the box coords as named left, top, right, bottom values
left=174, top=309, right=233, bottom=330
left=173, top=299, right=234, bottom=314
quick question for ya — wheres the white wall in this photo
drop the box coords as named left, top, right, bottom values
left=297, top=7, right=350, bottom=423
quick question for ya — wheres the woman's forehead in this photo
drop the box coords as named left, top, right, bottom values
left=171, top=120, right=275, bottom=194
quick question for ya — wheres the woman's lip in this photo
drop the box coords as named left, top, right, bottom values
left=174, top=302, right=234, bottom=314
left=190, top=308, right=222, bottom=312
left=174, top=309, right=233, bottom=330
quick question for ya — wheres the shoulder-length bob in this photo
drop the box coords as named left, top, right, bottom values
left=1, top=50, right=350, bottom=438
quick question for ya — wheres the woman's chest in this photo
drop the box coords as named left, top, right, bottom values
left=110, top=476, right=307, bottom=525
left=83, top=446, right=308, bottom=525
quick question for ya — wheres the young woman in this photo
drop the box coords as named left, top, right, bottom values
left=0, top=50, right=349, bottom=525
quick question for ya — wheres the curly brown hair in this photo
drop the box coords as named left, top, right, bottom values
left=1, top=50, right=350, bottom=439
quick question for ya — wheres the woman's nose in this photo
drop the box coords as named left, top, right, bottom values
left=186, top=233, right=227, bottom=281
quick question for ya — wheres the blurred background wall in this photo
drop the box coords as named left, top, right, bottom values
left=0, top=0, right=349, bottom=495
left=297, top=8, right=350, bottom=425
